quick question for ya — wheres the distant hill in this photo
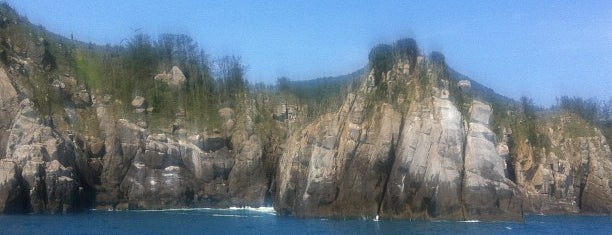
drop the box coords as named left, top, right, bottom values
left=284, top=67, right=364, bottom=100
left=448, top=68, right=516, bottom=106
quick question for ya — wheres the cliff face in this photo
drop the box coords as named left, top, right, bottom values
left=89, top=96, right=277, bottom=210
left=0, top=97, right=81, bottom=213
left=512, top=114, right=612, bottom=214
left=276, top=58, right=522, bottom=220
left=0, top=5, right=610, bottom=219
left=0, top=65, right=277, bottom=212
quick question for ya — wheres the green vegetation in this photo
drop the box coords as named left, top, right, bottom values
left=563, top=116, right=597, bottom=137
left=555, top=96, right=612, bottom=146
left=488, top=98, right=513, bottom=138
left=601, top=120, right=612, bottom=146
left=364, top=38, right=423, bottom=113
left=72, top=32, right=241, bottom=132
left=367, top=38, right=421, bottom=86
left=368, top=44, right=394, bottom=85
left=517, top=97, right=550, bottom=149
left=394, top=38, right=418, bottom=70
left=0, top=3, right=248, bottom=133
left=75, top=51, right=104, bottom=92
left=556, top=96, right=599, bottom=123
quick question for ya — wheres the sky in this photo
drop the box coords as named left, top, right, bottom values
left=5, top=0, right=612, bottom=106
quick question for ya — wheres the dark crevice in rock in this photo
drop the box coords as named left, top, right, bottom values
left=577, top=154, right=591, bottom=210
left=505, top=134, right=518, bottom=184
left=378, top=134, right=398, bottom=216
left=10, top=165, right=29, bottom=213
left=262, top=142, right=279, bottom=207
left=459, top=119, right=468, bottom=220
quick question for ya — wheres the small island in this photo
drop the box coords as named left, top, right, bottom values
left=0, top=4, right=610, bottom=221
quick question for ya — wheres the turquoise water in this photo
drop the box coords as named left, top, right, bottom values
left=0, top=208, right=610, bottom=235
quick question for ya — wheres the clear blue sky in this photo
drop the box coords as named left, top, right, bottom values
left=5, top=0, right=612, bottom=106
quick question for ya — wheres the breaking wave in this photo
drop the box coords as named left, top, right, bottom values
left=459, top=220, right=480, bottom=223
left=226, top=206, right=276, bottom=214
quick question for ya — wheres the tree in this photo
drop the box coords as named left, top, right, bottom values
left=191, top=49, right=214, bottom=94
left=602, top=97, right=612, bottom=121
left=214, top=55, right=246, bottom=101
left=125, top=33, right=156, bottom=80
left=368, top=44, right=393, bottom=85
left=394, top=38, right=419, bottom=62
left=558, top=96, right=598, bottom=122
left=276, top=77, right=291, bottom=92
left=156, top=34, right=198, bottom=71
left=519, top=96, right=544, bottom=146
left=520, top=96, right=536, bottom=120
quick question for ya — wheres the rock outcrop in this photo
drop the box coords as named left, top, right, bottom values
left=462, top=101, right=521, bottom=220
left=382, top=96, right=467, bottom=220
left=275, top=93, right=401, bottom=217
left=276, top=57, right=524, bottom=220
left=512, top=114, right=612, bottom=214
left=2, top=98, right=82, bottom=213
left=92, top=99, right=276, bottom=210
left=0, top=159, right=24, bottom=213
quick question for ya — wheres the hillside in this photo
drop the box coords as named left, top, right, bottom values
left=0, top=4, right=610, bottom=218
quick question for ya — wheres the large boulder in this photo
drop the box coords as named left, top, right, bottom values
left=170, top=66, right=186, bottom=85
left=154, top=66, right=186, bottom=87
left=131, top=96, right=147, bottom=113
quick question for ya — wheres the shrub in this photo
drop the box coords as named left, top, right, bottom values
left=394, top=38, right=418, bottom=61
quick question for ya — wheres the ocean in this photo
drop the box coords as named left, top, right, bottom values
left=0, top=207, right=610, bottom=235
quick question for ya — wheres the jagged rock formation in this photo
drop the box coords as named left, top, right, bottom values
left=276, top=55, right=523, bottom=220
left=1, top=98, right=82, bottom=213
left=0, top=5, right=610, bottom=219
left=92, top=97, right=274, bottom=210
left=512, top=114, right=612, bottom=214
left=462, top=101, right=522, bottom=220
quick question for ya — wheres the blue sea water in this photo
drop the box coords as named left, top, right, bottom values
left=0, top=207, right=610, bottom=235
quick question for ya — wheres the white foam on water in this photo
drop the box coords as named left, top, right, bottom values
left=92, top=206, right=277, bottom=216
left=460, top=220, right=480, bottom=223
left=211, top=214, right=250, bottom=218
left=227, top=206, right=276, bottom=214
left=131, top=208, right=202, bottom=212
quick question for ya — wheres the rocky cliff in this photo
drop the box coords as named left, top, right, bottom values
left=0, top=61, right=278, bottom=212
left=511, top=114, right=612, bottom=214
left=275, top=54, right=522, bottom=220
left=0, top=5, right=610, bottom=219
